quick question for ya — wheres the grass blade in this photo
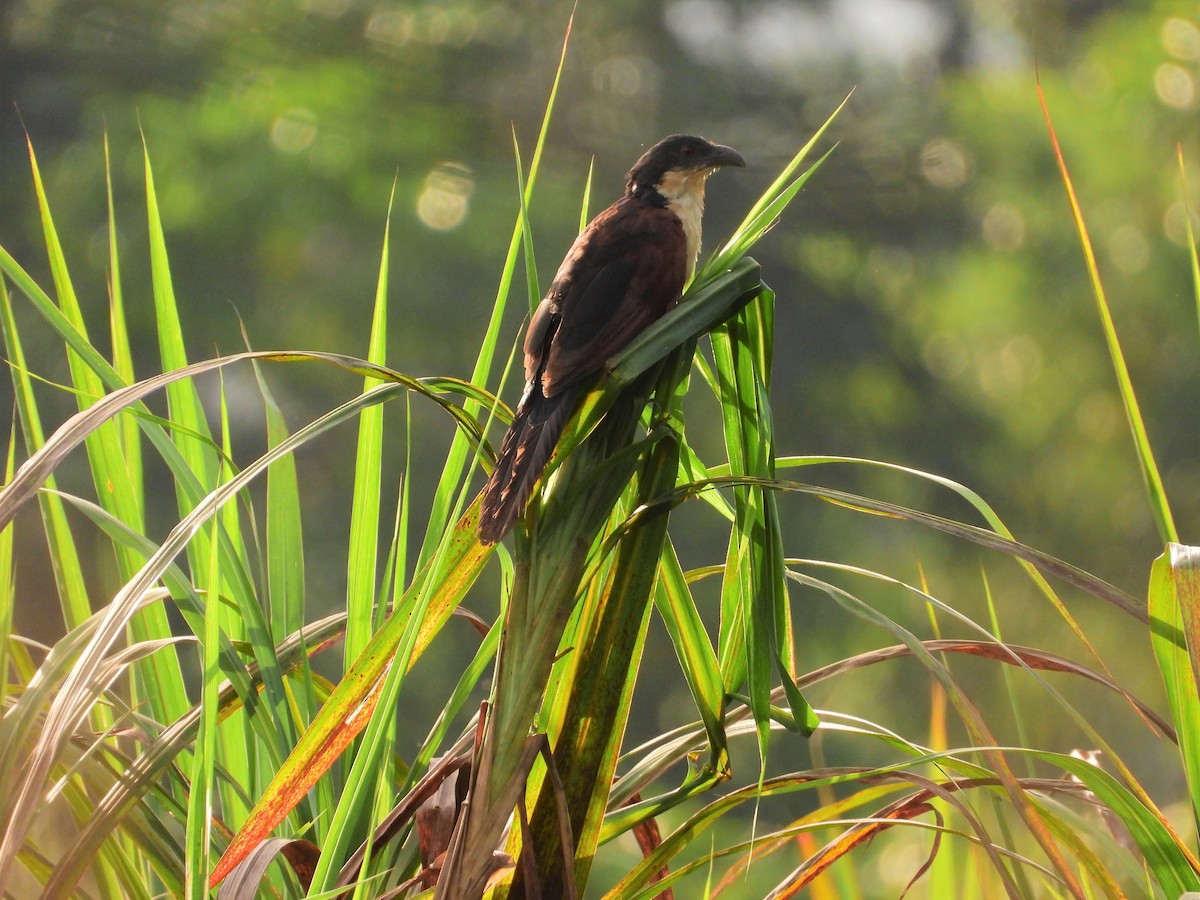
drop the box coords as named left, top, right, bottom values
left=104, top=133, right=143, bottom=508
left=1038, top=81, right=1177, bottom=544
left=1149, top=545, right=1200, bottom=825
left=1029, top=749, right=1200, bottom=895
left=418, top=7, right=575, bottom=563
left=0, top=349, right=491, bottom=532
left=0, top=425, right=14, bottom=714
left=653, top=539, right=728, bottom=772
left=701, top=91, right=851, bottom=281
left=211, top=502, right=490, bottom=887
left=522, top=362, right=686, bottom=895
left=345, top=191, right=394, bottom=669
left=184, top=451, right=226, bottom=898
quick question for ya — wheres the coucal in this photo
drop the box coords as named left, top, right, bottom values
left=477, top=134, right=745, bottom=544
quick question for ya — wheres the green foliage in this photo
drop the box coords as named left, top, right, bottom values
left=6, top=8, right=1200, bottom=899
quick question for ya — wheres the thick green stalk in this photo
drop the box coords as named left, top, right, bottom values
left=438, top=262, right=767, bottom=898
left=514, top=344, right=691, bottom=898
left=439, top=377, right=657, bottom=900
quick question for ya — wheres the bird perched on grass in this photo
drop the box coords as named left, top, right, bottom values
left=477, top=134, right=745, bottom=544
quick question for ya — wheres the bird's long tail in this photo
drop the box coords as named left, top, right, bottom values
left=478, top=385, right=577, bottom=544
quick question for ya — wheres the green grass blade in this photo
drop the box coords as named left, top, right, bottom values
left=101, top=150, right=158, bottom=883
left=579, top=156, right=595, bottom=233
left=418, top=9, right=574, bottom=564
left=28, top=137, right=190, bottom=763
left=1179, top=145, right=1200, bottom=358
left=0, top=426, right=14, bottom=714
left=1149, top=545, right=1200, bottom=825
left=142, top=137, right=216, bottom=489
left=700, top=92, right=850, bottom=281
left=0, top=365, right=477, bottom=890
left=551, top=259, right=763, bottom=470
left=386, top=393, right=412, bottom=628
left=214, top=382, right=254, bottom=829
left=212, top=502, right=490, bottom=888
left=141, top=144, right=229, bottom=737
left=1038, top=82, right=1177, bottom=544
left=184, top=473, right=225, bottom=898
left=653, top=539, right=728, bottom=771
left=511, top=129, right=540, bottom=310
left=345, top=193, right=393, bottom=669
left=1029, top=749, right=1200, bottom=895
left=104, top=134, right=143, bottom=506
left=11, top=148, right=100, bottom=631
left=255, top=361, right=307, bottom=645
left=0, top=349, right=491, bottom=533
left=44, top=612, right=346, bottom=897
left=334, top=192, right=396, bottom=870
left=980, top=568, right=1034, bottom=768
left=677, top=429, right=734, bottom=521
left=252, top=356, right=328, bottom=822
left=522, top=364, right=686, bottom=894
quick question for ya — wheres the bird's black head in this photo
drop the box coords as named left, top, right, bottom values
left=626, top=134, right=745, bottom=200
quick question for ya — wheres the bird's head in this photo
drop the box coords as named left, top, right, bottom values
left=626, top=134, right=745, bottom=205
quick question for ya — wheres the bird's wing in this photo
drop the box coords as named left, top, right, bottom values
left=528, top=201, right=688, bottom=398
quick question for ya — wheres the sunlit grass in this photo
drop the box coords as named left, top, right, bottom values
left=1, top=45, right=1200, bottom=900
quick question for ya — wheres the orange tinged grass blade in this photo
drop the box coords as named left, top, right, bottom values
left=209, top=503, right=490, bottom=887
left=1037, top=80, right=1177, bottom=545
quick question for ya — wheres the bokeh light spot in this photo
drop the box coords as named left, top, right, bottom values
left=1106, top=224, right=1150, bottom=274
left=270, top=108, right=319, bottom=153
left=593, top=57, right=646, bottom=97
left=798, top=233, right=858, bottom=288
left=922, top=332, right=968, bottom=381
left=664, top=0, right=735, bottom=58
left=1163, top=200, right=1200, bottom=246
left=919, top=137, right=970, bottom=189
left=1155, top=62, right=1196, bottom=109
left=365, top=7, right=410, bottom=49
left=1162, top=17, right=1200, bottom=60
left=417, top=162, right=474, bottom=231
left=981, top=202, right=1026, bottom=251
left=410, top=7, right=451, bottom=45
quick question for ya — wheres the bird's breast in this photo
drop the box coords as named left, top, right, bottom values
left=668, top=193, right=704, bottom=274
left=656, top=168, right=709, bottom=274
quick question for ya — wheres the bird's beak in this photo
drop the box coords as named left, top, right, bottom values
left=705, top=143, right=746, bottom=169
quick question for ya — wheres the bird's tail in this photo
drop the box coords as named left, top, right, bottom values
left=477, top=386, right=577, bottom=544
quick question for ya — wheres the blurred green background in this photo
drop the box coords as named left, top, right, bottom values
left=3, top=0, right=1199, bottom=885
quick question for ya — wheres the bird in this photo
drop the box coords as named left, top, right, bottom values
left=477, top=134, right=745, bottom=545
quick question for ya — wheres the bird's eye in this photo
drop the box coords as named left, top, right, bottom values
left=681, top=145, right=695, bottom=156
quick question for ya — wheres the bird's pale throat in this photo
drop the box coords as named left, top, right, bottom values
left=656, top=167, right=714, bottom=270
